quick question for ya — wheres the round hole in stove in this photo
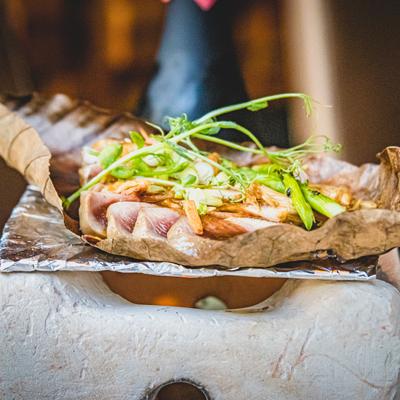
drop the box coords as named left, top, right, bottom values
left=145, top=379, right=210, bottom=400
left=101, top=272, right=286, bottom=309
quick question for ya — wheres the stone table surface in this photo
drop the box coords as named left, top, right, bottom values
left=0, top=271, right=399, bottom=400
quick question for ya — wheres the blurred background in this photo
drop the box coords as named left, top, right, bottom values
left=0, top=0, right=399, bottom=227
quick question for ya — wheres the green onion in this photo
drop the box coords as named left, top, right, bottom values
left=135, top=177, right=177, bottom=187
left=139, top=162, right=188, bottom=177
left=98, top=143, right=122, bottom=168
left=283, top=173, right=315, bottom=230
left=110, top=158, right=152, bottom=179
left=182, top=174, right=197, bottom=186
left=179, top=166, right=199, bottom=186
left=252, top=164, right=281, bottom=174
left=110, top=166, right=136, bottom=179
left=143, top=154, right=160, bottom=167
left=198, top=203, right=208, bottom=215
left=64, top=122, right=223, bottom=207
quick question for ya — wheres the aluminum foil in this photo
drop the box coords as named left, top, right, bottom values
left=0, top=186, right=376, bottom=280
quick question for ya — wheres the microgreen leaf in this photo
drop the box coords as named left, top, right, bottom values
left=166, top=114, right=195, bottom=134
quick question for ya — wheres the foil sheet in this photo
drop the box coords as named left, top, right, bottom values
left=0, top=186, right=376, bottom=280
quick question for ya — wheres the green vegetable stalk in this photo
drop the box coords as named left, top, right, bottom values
left=283, top=173, right=315, bottom=230
left=301, top=185, right=346, bottom=218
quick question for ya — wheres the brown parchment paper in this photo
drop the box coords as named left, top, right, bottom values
left=0, top=185, right=377, bottom=279
left=1, top=92, right=399, bottom=268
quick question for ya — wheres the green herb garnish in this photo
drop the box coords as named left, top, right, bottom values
left=301, top=185, right=346, bottom=218
left=63, top=92, right=345, bottom=230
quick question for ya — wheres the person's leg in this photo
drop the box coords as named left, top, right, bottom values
left=0, top=2, right=32, bottom=95
left=138, top=0, right=289, bottom=146
left=138, top=0, right=247, bottom=126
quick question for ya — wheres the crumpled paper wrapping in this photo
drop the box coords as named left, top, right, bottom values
left=0, top=186, right=377, bottom=279
left=0, top=92, right=399, bottom=269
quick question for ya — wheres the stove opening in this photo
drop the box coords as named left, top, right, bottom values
left=146, top=379, right=209, bottom=400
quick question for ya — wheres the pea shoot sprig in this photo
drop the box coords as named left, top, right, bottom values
left=63, top=92, right=345, bottom=230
